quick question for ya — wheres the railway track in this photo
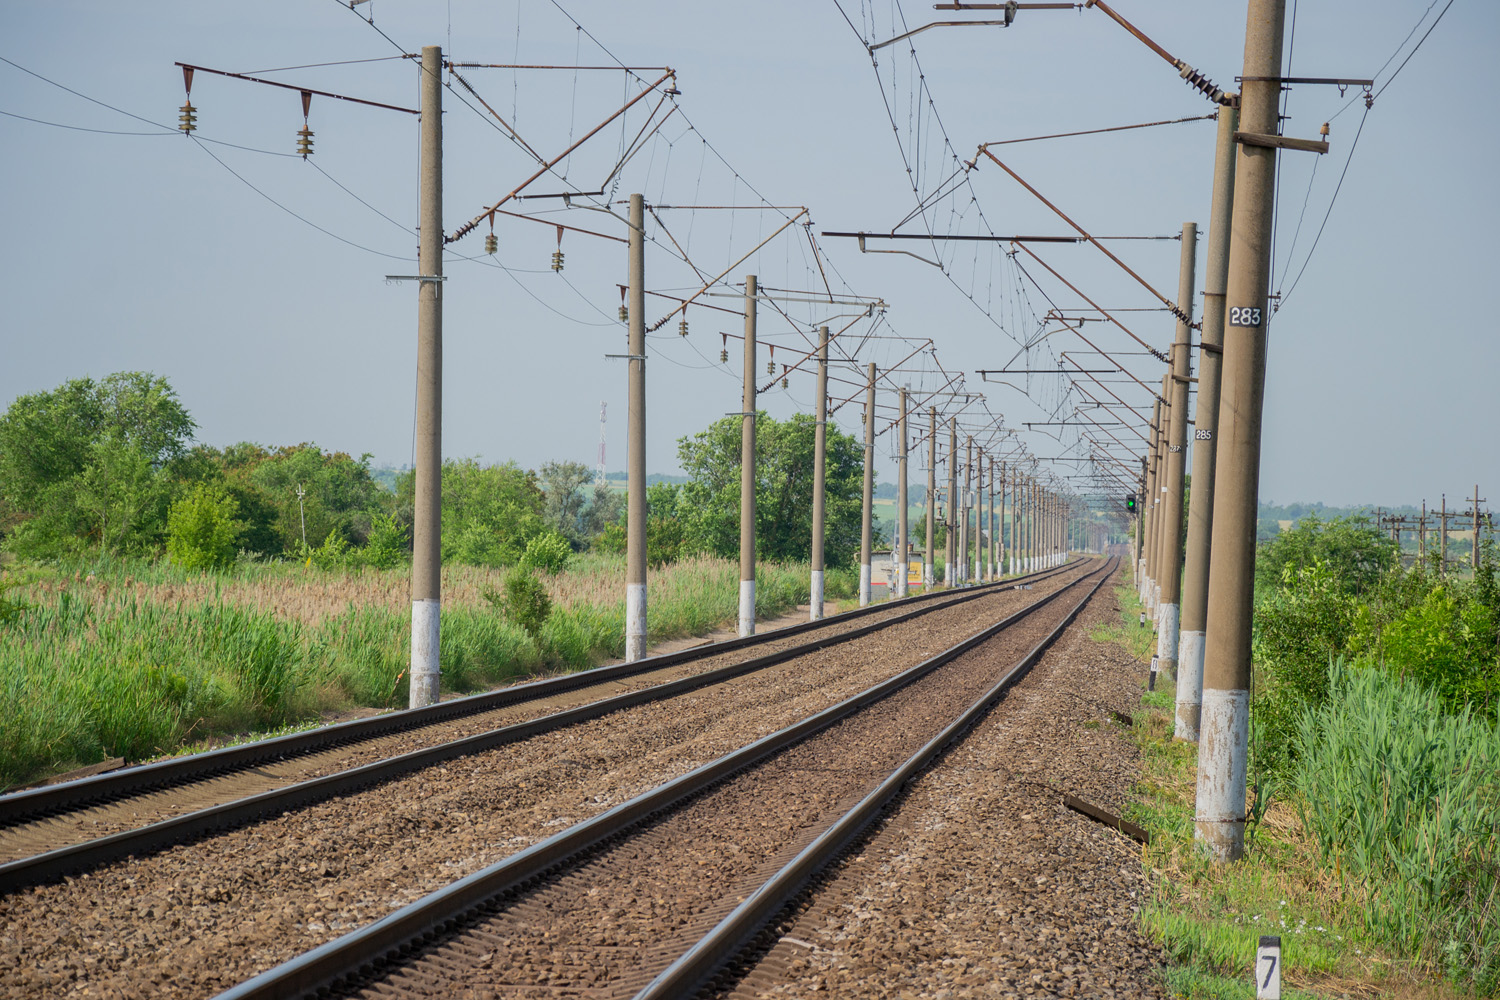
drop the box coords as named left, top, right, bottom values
left=0, top=561, right=1085, bottom=893
left=214, top=557, right=1116, bottom=1000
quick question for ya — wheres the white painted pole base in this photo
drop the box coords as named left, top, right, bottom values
left=1195, top=686, right=1248, bottom=860
left=1175, top=630, right=1204, bottom=741
left=1156, top=602, right=1180, bottom=679
left=894, top=562, right=907, bottom=598
left=409, top=598, right=441, bottom=708
left=625, top=583, right=647, bottom=662
left=922, top=566, right=933, bottom=590
left=809, top=569, right=824, bottom=621
left=858, top=563, right=871, bottom=606
left=738, top=579, right=756, bottom=637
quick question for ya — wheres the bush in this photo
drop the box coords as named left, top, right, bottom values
left=361, top=512, right=408, bottom=569
left=519, top=531, right=572, bottom=574
left=166, top=483, right=241, bottom=570
left=1355, top=583, right=1498, bottom=713
left=489, top=570, right=553, bottom=639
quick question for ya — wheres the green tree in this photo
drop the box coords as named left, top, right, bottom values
left=1255, top=512, right=1397, bottom=597
left=0, top=372, right=195, bottom=556
left=675, top=411, right=867, bottom=566
left=396, top=458, right=546, bottom=566
left=166, top=482, right=242, bottom=570
left=537, top=460, right=593, bottom=547
left=246, top=444, right=385, bottom=552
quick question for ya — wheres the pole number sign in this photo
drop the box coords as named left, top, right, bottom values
left=1229, top=306, right=1263, bottom=327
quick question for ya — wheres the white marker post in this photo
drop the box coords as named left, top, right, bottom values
left=1256, top=935, right=1281, bottom=999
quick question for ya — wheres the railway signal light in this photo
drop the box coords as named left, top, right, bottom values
left=1125, top=493, right=1137, bottom=512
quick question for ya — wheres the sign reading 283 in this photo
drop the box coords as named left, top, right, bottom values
left=1229, top=306, right=1263, bottom=327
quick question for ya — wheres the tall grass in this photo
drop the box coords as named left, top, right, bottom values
left=0, top=553, right=824, bottom=787
left=1294, top=660, right=1500, bottom=991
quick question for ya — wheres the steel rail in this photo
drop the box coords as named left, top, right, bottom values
left=213, top=558, right=1111, bottom=1000
left=0, top=562, right=1090, bottom=894
left=0, top=561, right=1068, bottom=826
left=637, top=558, right=1115, bottom=998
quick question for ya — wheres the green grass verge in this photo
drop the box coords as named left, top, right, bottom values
left=1099, top=571, right=1461, bottom=1000
left=0, top=555, right=833, bottom=788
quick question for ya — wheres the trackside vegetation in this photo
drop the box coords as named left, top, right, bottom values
left=1100, top=516, right=1499, bottom=998
left=0, top=373, right=879, bottom=788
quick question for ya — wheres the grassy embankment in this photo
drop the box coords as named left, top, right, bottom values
left=0, top=554, right=861, bottom=789
left=1092, top=574, right=1495, bottom=999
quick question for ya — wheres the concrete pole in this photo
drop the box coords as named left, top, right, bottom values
left=409, top=45, right=445, bottom=709
left=895, top=387, right=910, bottom=598
left=810, top=325, right=829, bottom=620
left=1476, top=485, right=1484, bottom=572
left=1157, top=222, right=1199, bottom=681
left=962, top=436, right=973, bottom=583
left=974, top=447, right=984, bottom=582
left=1014, top=464, right=1026, bottom=575
left=624, top=193, right=649, bottom=662
left=1134, top=456, right=1146, bottom=584
left=1197, top=0, right=1287, bottom=863
left=988, top=456, right=998, bottom=577
left=946, top=418, right=958, bottom=586
left=1440, top=494, right=1449, bottom=576
left=1141, top=405, right=1160, bottom=603
left=925, top=408, right=937, bottom=589
left=1150, top=375, right=1172, bottom=617
left=998, top=460, right=1007, bottom=575
left=1178, top=101, right=1239, bottom=742
left=859, top=362, right=876, bottom=605
left=1420, top=500, right=1427, bottom=564
left=739, top=275, right=758, bottom=636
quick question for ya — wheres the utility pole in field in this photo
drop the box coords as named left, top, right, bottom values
left=896, top=387, right=910, bottom=598
left=624, top=192, right=648, bottom=662
left=1198, top=0, right=1287, bottom=862
left=1178, top=98, right=1239, bottom=742
left=409, top=45, right=444, bottom=708
left=1157, top=221, right=1199, bottom=682
left=739, top=275, right=759, bottom=636
left=1474, top=485, right=1487, bottom=572
left=810, top=325, right=829, bottom=619
left=860, top=362, right=877, bottom=606
left=925, top=407, right=937, bottom=589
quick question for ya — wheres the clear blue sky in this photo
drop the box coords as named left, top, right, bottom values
left=2, top=1, right=1494, bottom=509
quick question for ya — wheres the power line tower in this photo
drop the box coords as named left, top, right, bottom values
left=595, top=401, right=608, bottom=486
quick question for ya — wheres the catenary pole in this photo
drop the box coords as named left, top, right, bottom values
left=738, top=275, right=758, bottom=637
left=409, top=45, right=444, bottom=709
left=1157, top=221, right=1199, bottom=681
left=896, top=387, right=910, bottom=597
left=1014, top=471, right=1023, bottom=574
left=1198, top=0, right=1287, bottom=863
left=947, top=418, right=958, bottom=585
left=984, top=455, right=996, bottom=575
left=810, top=325, right=829, bottom=619
left=974, top=448, right=985, bottom=581
left=624, top=193, right=649, bottom=662
left=962, top=436, right=974, bottom=582
left=1178, top=101, right=1239, bottom=741
left=925, top=407, right=937, bottom=589
left=859, top=363, right=877, bottom=605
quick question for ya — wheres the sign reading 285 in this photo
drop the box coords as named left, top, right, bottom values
left=1229, top=306, right=1263, bottom=327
